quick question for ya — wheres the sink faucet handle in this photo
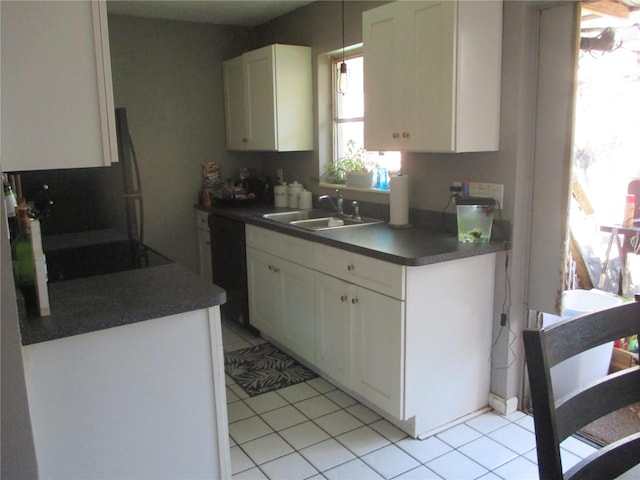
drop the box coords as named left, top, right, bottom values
left=337, top=193, right=344, bottom=215
left=352, top=201, right=361, bottom=221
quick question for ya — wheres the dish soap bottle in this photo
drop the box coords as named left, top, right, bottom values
left=12, top=200, right=36, bottom=311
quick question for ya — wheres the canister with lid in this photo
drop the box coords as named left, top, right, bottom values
left=287, top=181, right=303, bottom=208
left=274, top=183, right=287, bottom=207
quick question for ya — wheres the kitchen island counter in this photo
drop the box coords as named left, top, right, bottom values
left=19, top=263, right=226, bottom=345
left=19, top=262, right=230, bottom=479
left=199, top=204, right=507, bottom=266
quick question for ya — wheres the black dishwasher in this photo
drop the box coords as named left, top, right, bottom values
left=208, top=214, right=250, bottom=327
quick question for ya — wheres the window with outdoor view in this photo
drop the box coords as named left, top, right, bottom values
left=324, top=52, right=401, bottom=190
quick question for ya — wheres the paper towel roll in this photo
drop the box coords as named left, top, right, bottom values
left=389, top=174, right=410, bottom=226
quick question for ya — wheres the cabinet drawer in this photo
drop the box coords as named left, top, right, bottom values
left=195, top=209, right=210, bottom=232
left=313, top=244, right=405, bottom=300
left=246, top=225, right=313, bottom=268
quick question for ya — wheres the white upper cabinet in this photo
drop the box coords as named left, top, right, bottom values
left=363, top=1, right=502, bottom=153
left=1, top=0, right=117, bottom=171
left=223, top=44, right=313, bottom=152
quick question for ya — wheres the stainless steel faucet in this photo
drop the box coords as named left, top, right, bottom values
left=318, top=189, right=343, bottom=216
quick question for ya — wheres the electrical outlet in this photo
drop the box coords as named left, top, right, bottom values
left=452, top=181, right=504, bottom=207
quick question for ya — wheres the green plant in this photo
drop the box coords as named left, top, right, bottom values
left=323, top=139, right=373, bottom=184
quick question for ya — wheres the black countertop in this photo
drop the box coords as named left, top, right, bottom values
left=200, top=204, right=507, bottom=266
left=20, top=263, right=226, bottom=346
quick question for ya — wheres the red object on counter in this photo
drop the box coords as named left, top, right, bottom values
left=623, top=194, right=635, bottom=227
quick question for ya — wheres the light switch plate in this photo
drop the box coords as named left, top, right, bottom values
left=453, top=181, right=504, bottom=207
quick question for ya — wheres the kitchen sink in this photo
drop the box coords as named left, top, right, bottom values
left=261, top=209, right=329, bottom=224
left=262, top=210, right=384, bottom=231
left=290, top=216, right=384, bottom=231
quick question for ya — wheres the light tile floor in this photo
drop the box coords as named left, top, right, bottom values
left=222, top=318, right=599, bottom=480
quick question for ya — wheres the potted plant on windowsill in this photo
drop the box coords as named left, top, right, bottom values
left=322, top=140, right=376, bottom=188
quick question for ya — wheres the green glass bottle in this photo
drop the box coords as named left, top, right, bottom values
left=12, top=202, right=36, bottom=310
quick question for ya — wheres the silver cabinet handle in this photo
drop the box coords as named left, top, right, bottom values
left=402, top=132, right=410, bottom=138
left=351, top=297, right=359, bottom=304
left=347, top=264, right=355, bottom=272
left=340, top=295, right=348, bottom=302
left=242, top=137, right=249, bottom=143
left=392, top=132, right=400, bottom=139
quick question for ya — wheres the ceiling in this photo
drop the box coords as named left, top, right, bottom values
left=106, top=0, right=315, bottom=27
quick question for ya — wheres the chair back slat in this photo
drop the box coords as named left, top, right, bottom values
left=566, top=433, right=640, bottom=480
left=544, top=301, right=640, bottom=368
left=523, top=296, right=640, bottom=479
left=556, top=367, right=640, bottom=441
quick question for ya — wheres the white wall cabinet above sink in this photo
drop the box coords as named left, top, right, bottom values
left=363, top=0, right=502, bottom=153
left=1, top=0, right=117, bottom=171
left=223, top=44, right=313, bottom=152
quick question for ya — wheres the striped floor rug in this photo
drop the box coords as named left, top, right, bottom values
left=224, top=343, right=317, bottom=397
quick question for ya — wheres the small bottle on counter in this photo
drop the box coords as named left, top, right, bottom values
left=11, top=200, right=37, bottom=312
left=3, top=174, right=18, bottom=240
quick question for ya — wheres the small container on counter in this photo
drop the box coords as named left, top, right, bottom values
left=287, top=181, right=303, bottom=208
left=274, top=184, right=287, bottom=207
left=298, top=190, right=312, bottom=209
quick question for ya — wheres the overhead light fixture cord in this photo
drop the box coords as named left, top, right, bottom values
left=337, top=0, right=348, bottom=95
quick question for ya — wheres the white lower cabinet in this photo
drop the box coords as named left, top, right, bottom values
left=246, top=225, right=496, bottom=438
left=314, top=271, right=405, bottom=418
left=246, top=247, right=280, bottom=338
left=246, top=245, right=315, bottom=363
left=279, top=258, right=315, bottom=363
left=314, top=272, right=353, bottom=388
left=22, top=307, right=230, bottom=479
left=351, top=286, right=404, bottom=419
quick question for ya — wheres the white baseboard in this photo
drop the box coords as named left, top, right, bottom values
left=488, top=393, right=519, bottom=416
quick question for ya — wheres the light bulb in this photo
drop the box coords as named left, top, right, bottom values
left=337, top=62, right=348, bottom=95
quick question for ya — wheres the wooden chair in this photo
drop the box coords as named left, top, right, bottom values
left=523, top=295, right=640, bottom=479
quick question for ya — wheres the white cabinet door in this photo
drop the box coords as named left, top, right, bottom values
left=314, top=272, right=352, bottom=388
left=402, top=1, right=456, bottom=152
left=1, top=0, right=117, bottom=171
left=352, top=287, right=405, bottom=418
left=247, top=244, right=314, bottom=361
left=363, top=0, right=501, bottom=153
left=246, top=247, right=281, bottom=337
left=363, top=2, right=404, bottom=151
left=243, top=46, right=277, bottom=151
left=279, top=260, right=315, bottom=363
left=222, top=44, right=312, bottom=152
left=222, top=56, right=247, bottom=150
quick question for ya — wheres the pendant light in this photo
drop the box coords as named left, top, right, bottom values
left=337, top=0, right=348, bottom=95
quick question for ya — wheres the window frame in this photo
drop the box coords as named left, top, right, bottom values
left=332, top=50, right=364, bottom=165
